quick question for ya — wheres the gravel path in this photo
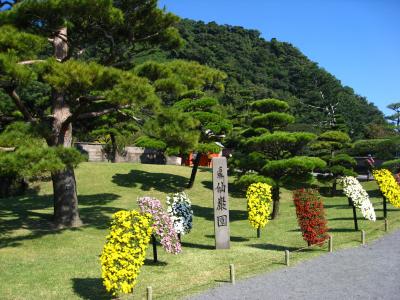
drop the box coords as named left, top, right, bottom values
left=189, top=230, right=400, bottom=300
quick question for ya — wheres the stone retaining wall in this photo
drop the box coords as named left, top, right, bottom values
left=74, top=142, right=182, bottom=165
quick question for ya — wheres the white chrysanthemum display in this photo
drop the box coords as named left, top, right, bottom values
left=166, top=192, right=193, bottom=235
left=339, top=176, right=376, bottom=221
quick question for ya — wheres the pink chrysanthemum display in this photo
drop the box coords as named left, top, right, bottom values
left=137, top=196, right=181, bottom=254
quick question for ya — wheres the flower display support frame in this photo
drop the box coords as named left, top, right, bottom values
left=349, top=197, right=359, bottom=231
left=383, top=196, right=387, bottom=219
left=151, top=234, right=158, bottom=263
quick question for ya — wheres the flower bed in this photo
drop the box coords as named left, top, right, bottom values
left=138, top=196, right=181, bottom=254
left=373, top=169, right=400, bottom=208
left=293, top=189, right=329, bottom=246
left=338, top=176, right=376, bottom=221
left=246, top=182, right=273, bottom=229
left=100, top=210, right=153, bottom=296
left=166, top=192, right=193, bottom=235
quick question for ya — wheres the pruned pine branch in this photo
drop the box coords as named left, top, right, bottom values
left=6, top=89, right=35, bottom=123
left=0, top=147, right=15, bottom=152
left=18, top=60, right=46, bottom=65
left=76, top=105, right=131, bottom=120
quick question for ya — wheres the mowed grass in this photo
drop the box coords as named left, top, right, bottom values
left=1, top=162, right=399, bottom=300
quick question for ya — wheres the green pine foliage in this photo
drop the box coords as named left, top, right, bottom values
left=230, top=98, right=324, bottom=218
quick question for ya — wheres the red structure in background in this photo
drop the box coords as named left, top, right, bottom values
left=184, top=152, right=221, bottom=167
left=395, top=173, right=400, bottom=185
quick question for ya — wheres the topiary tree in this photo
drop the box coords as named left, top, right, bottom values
left=136, top=60, right=231, bottom=187
left=230, top=98, right=325, bottom=219
left=310, top=130, right=356, bottom=195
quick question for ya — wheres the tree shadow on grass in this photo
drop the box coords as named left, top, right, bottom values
left=328, top=228, right=358, bottom=232
left=112, top=169, right=187, bottom=193
left=144, top=259, right=168, bottom=266
left=249, top=243, right=298, bottom=252
left=329, top=217, right=358, bottom=221
left=368, top=189, right=383, bottom=198
left=204, top=234, right=249, bottom=242
left=0, top=192, right=120, bottom=248
left=72, top=278, right=110, bottom=300
left=181, top=241, right=214, bottom=250
left=323, top=204, right=350, bottom=209
left=191, top=204, right=247, bottom=222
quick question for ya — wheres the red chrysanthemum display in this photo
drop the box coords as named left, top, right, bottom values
left=293, top=188, right=329, bottom=246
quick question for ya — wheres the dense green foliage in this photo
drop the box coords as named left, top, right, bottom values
left=311, top=130, right=356, bottom=194
left=0, top=0, right=181, bottom=227
left=160, top=19, right=386, bottom=139
left=349, top=137, right=400, bottom=160
left=386, top=102, right=400, bottom=133
left=230, top=98, right=325, bottom=218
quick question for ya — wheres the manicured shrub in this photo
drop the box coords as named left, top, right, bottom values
left=138, top=196, right=181, bottom=254
left=100, top=210, right=153, bottom=296
left=166, top=192, right=193, bottom=235
left=373, top=169, right=400, bottom=208
left=246, top=182, right=273, bottom=229
left=293, top=189, right=329, bottom=246
left=381, top=159, right=400, bottom=173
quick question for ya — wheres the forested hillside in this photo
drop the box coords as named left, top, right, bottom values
left=165, top=19, right=386, bottom=139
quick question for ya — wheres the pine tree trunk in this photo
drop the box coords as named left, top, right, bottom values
left=187, top=152, right=202, bottom=189
left=48, top=27, right=82, bottom=228
left=331, top=178, right=337, bottom=196
left=110, top=132, right=117, bottom=163
left=52, top=168, right=82, bottom=228
left=271, top=185, right=280, bottom=219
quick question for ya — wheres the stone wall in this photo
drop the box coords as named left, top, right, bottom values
left=74, top=142, right=182, bottom=165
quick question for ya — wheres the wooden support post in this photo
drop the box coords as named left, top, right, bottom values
left=151, top=234, right=158, bottom=263
left=257, top=227, right=261, bottom=238
left=361, top=230, right=366, bottom=245
left=230, top=264, right=235, bottom=284
left=147, top=286, right=153, bottom=300
left=385, top=218, right=389, bottom=232
left=285, top=250, right=290, bottom=266
left=328, top=235, right=333, bottom=253
left=383, top=196, right=387, bottom=219
left=350, top=198, right=358, bottom=231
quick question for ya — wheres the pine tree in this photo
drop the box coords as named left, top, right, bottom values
left=310, top=130, right=356, bottom=195
left=230, top=99, right=325, bottom=218
left=0, top=0, right=179, bottom=227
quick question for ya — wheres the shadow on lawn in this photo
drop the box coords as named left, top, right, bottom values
left=191, top=204, right=247, bottom=222
left=249, top=243, right=298, bottom=252
left=72, top=278, right=110, bottom=300
left=0, top=192, right=121, bottom=248
left=204, top=234, right=249, bottom=242
left=181, top=241, right=214, bottom=250
left=112, top=169, right=187, bottom=193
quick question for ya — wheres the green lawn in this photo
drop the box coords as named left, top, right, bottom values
left=0, top=162, right=399, bottom=300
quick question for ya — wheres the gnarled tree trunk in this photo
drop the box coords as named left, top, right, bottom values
left=48, top=27, right=82, bottom=228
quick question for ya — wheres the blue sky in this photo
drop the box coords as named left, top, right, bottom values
left=159, top=0, right=400, bottom=117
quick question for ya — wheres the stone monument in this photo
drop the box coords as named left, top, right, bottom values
left=212, top=157, right=230, bottom=249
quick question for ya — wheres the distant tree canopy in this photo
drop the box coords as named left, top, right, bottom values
left=158, top=19, right=387, bottom=139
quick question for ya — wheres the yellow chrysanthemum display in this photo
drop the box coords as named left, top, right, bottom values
left=373, top=169, right=400, bottom=208
left=246, top=182, right=273, bottom=229
left=100, top=210, right=153, bottom=296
